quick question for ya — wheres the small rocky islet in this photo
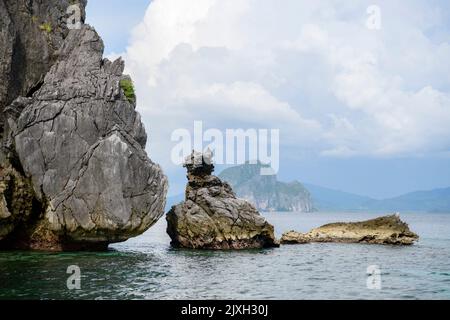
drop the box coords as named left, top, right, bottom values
left=280, top=215, right=419, bottom=245
left=167, top=152, right=418, bottom=249
left=0, top=0, right=419, bottom=251
left=166, top=152, right=279, bottom=249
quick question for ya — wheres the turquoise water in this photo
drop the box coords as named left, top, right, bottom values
left=1, top=212, right=449, bottom=300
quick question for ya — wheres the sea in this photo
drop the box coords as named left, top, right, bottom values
left=1, top=212, right=449, bottom=300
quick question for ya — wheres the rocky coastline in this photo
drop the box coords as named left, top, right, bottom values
left=280, top=215, right=419, bottom=245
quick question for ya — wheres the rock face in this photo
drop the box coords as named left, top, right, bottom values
left=219, top=163, right=314, bottom=212
left=166, top=152, right=279, bottom=250
left=0, top=0, right=87, bottom=145
left=0, top=1, right=168, bottom=250
left=280, top=215, right=419, bottom=245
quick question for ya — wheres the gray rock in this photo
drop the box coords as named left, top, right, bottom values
left=1, top=0, right=88, bottom=238
left=1, top=0, right=88, bottom=245
left=0, top=0, right=87, bottom=142
left=10, top=26, right=167, bottom=248
left=0, top=2, right=168, bottom=250
left=167, top=152, right=278, bottom=250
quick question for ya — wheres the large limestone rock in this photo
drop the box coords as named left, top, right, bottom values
left=0, top=0, right=87, bottom=144
left=0, top=1, right=168, bottom=250
left=1, top=0, right=89, bottom=247
left=166, top=152, right=279, bottom=250
left=280, top=215, right=419, bottom=245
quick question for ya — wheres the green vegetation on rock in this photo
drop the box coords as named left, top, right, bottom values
left=120, top=79, right=136, bottom=103
left=39, top=22, right=52, bottom=33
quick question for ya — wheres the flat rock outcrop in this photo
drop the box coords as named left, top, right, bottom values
left=166, top=152, right=279, bottom=250
left=0, top=1, right=167, bottom=250
left=280, top=215, right=419, bottom=245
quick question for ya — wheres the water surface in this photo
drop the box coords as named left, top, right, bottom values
left=1, top=212, right=449, bottom=299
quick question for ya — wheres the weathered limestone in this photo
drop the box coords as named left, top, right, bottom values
left=0, top=1, right=168, bottom=250
left=167, top=152, right=279, bottom=250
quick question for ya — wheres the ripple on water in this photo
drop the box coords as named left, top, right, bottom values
left=1, top=212, right=450, bottom=299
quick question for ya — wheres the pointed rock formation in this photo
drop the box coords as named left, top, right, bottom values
left=0, top=1, right=167, bottom=250
left=166, top=152, right=279, bottom=250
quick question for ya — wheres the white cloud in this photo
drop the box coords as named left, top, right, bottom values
left=116, top=0, right=450, bottom=175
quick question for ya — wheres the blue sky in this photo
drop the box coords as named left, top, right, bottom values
left=86, top=0, right=150, bottom=54
left=86, top=0, right=450, bottom=199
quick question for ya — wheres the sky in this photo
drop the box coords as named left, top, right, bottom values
left=86, top=0, right=450, bottom=199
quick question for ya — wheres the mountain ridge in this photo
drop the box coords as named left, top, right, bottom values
left=218, top=163, right=314, bottom=212
left=165, top=163, right=450, bottom=213
left=305, top=183, right=450, bottom=213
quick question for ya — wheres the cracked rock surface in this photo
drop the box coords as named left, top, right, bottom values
left=0, top=0, right=87, bottom=145
left=167, top=152, right=279, bottom=250
left=0, top=1, right=167, bottom=250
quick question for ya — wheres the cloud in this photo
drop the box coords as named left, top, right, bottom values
left=116, top=0, right=450, bottom=175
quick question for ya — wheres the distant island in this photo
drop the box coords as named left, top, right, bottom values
left=219, top=163, right=314, bottom=212
left=305, top=184, right=450, bottom=213
left=166, top=164, right=450, bottom=213
left=166, top=162, right=314, bottom=212
left=218, top=162, right=314, bottom=212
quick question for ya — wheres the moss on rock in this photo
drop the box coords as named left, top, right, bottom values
left=119, top=78, right=136, bottom=103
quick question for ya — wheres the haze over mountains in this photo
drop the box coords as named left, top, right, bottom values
left=166, top=164, right=450, bottom=213
left=305, top=184, right=450, bottom=213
